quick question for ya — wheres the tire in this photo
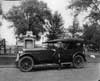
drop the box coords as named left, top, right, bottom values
left=18, top=56, right=34, bottom=72
left=73, top=55, right=85, bottom=68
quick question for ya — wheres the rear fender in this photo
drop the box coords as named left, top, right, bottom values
left=73, top=52, right=86, bottom=62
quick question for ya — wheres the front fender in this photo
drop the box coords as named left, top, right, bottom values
left=16, top=53, right=20, bottom=62
left=16, top=53, right=25, bottom=62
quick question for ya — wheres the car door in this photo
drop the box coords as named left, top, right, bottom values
left=61, top=42, right=80, bottom=62
left=49, top=42, right=71, bottom=63
left=59, top=42, right=71, bottom=62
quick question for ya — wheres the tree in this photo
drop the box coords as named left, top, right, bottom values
left=68, top=0, right=100, bottom=47
left=4, top=0, right=52, bottom=40
left=0, top=2, right=2, bottom=26
left=46, top=12, right=64, bottom=40
left=83, top=24, right=96, bottom=40
left=0, top=3, right=2, bottom=15
left=68, top=11, right=82, bottom=38
left=68, top=0, right=100, bottom=29
left=83, top=23, right=100, bottom=46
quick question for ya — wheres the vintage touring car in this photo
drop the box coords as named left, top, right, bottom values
left=16, top=38, right=87, bottom=72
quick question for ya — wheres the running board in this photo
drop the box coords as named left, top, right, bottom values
left=34, top=62, right=72, bottom=67
left=61, top=62, right=72, bottom=65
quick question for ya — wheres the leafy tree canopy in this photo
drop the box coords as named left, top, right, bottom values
left=68, top=0, right=100, bottom=23
left=46, top=11, right=64, bottom=40
left=68, top=0, right=100, bottom=47
left=4, top=0, right=52, bottom=40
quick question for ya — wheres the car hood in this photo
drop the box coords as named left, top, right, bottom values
left=23, top=48, right=48, bottom=51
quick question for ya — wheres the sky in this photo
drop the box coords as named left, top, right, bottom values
left=0, top=0, right=74, bottom=45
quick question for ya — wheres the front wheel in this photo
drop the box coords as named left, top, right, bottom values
left=73, top=55, right=85, bottom=68
left=18, top=56, right=34, bottom=72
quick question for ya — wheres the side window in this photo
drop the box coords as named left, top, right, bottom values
left=63, top=43, right=69, bottom=49
left=67, top=42, right=82, bottom=49
left=67, top=43, right=75, bottom=49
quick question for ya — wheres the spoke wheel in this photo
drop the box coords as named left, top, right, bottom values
left=18, top=56, right=34, bottom=72
left=73, top=55, right=85, bottom=68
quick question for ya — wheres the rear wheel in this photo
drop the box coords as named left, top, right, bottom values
left=18, top=56, right=34, bottom=72
left=73, top=55, right=85, bottom=68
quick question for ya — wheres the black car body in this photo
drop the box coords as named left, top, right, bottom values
left=16, top=38, right=87, bottom=72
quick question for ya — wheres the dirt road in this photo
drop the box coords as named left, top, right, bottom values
left=0, top=63, right=99, bottom=81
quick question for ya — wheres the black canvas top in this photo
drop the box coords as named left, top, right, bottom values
left=44, top=38, right=84, bottom=43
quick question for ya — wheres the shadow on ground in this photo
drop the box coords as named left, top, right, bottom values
left=31, top=64, right=83, bottom=72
